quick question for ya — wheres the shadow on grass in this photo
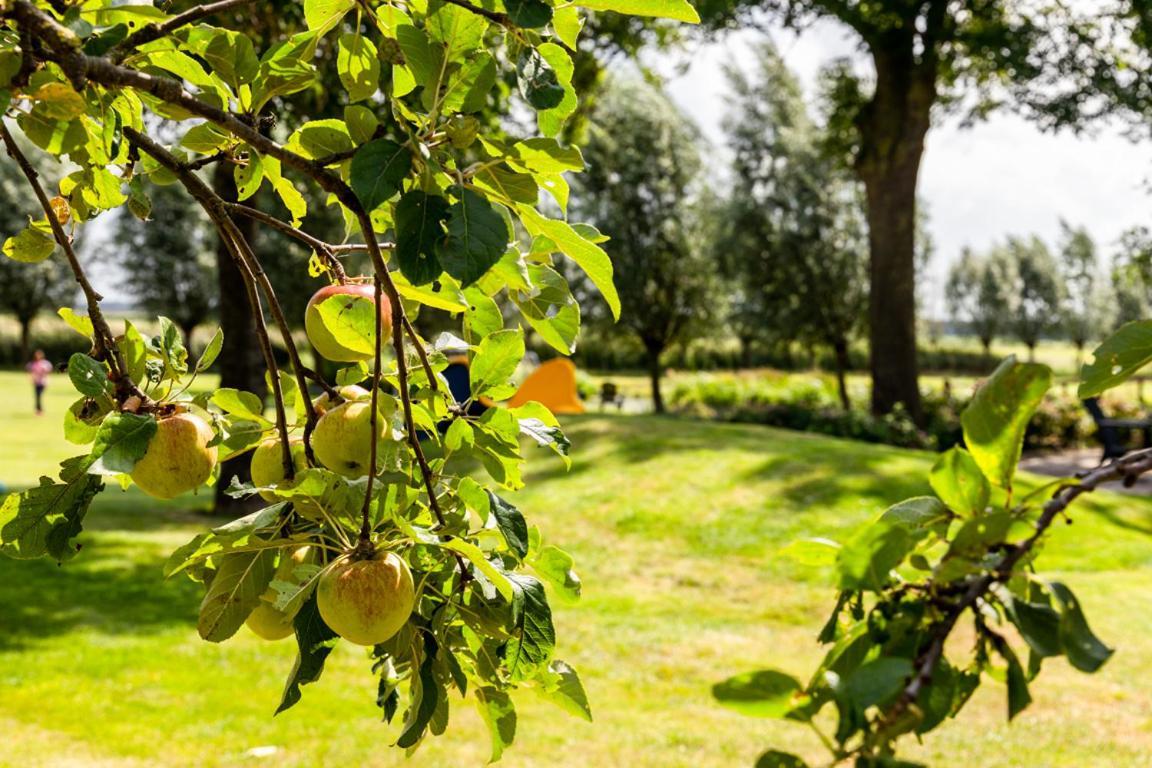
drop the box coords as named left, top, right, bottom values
left=0, top=537, right=200, bottom=651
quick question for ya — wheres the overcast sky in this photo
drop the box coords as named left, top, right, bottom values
left=658, top=22, right=1152, bottom=315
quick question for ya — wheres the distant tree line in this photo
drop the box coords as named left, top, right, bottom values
left=946, top=221, right=1144, bottom=362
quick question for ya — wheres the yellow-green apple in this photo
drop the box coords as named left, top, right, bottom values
left=249, top=437, right=308, bottom=502
left=246, top=546, right=312, bottom=641
left=304, top=283, right=392, bottom=363
left=130, top=412, right=217, bottom=499
left=311, top=400, right=390, bottom=477
left=311, top=384, right=370, bottom=416
left=317, top=550, right=415, bottom=646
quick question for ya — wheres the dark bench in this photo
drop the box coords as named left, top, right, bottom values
left=600, top=382, right=624, bottom=410
left=1082, top=397, right=1152, bottom=461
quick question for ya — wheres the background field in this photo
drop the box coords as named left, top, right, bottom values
left=3, top=372, right=1152, bottom=767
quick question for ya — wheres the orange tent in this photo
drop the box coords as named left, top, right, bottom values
left=507, top=358, right=585, bottom=414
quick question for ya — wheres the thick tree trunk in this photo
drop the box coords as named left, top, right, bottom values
left=1027, top=343, right=1036, bottom=362
left=646, top=344, right=665, bottom=415
left=180, top=321, right=196, bottom=351
left=832, top=339, right=852, bottom=411
left=18, top=316, right=31, bottom=362
left=857, top=53, right=933, bottom=424
left=212, top=164, right=266, bottom=516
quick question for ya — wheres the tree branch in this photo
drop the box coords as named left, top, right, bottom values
left=110, top=0, right=261, bottom=60
left=881, top=447, right=1152, bottom=726
left=0, top=120, right=145, bottom=400
left=125, top=127, right=298, bottom=476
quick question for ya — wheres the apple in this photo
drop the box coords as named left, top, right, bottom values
left=250, top=437, right=308, bottom=502
left=130, top=412, right=217, bottom=500
left=305, top=283, right=393, bottom=363
left=311, top=384, right=370, bottom=416
left=246, top=546, right=312, bottom=641
left=317, top=550, right=415, bottom=646
left=311, top=400, right=390, bottom=477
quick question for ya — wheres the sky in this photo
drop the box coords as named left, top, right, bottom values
left=657, top=21, right=1152, bottom=316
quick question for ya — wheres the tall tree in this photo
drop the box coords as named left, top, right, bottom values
left=1008, top=235, right=1064, bottom=360
left=1057, top=221, right=1110, bottom=359
left=717, top=41, right=868, bottom=409
left=572, top=78, right=713, bottom=413
left=695, top=1, right=1150, bottom=421
left=945, top=246, right=1015, bottom=359
left=0, top=148, right=74, bottom=359
left=106, top=181, right=215, bottom=346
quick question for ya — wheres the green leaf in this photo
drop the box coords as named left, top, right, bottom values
left=349, top=138, right=411, bottom=211
left=195, top=327, right=224, bottom=372
left=778, top=538, right=840, bottom=567
left=878, top=496, right=949, bottom=535
left=119, top=321, right=148, bottom=383
left=755, top=752, right=809, bottom=768
left=475, top=687, right=517, bottom=763
left=960, top=357, right=1051, bottom=490
left=998, top=643, right=1033, bottom=720
left=211, top=388, right=269, bottom=422
left=443, top=537, right=514, bottom=600
left=528, top=543, right=581, bottom=603
left=470, top=329, right=524, bottom=397
left=67, top=353, right=109, bottom=397
left=713, top=670, right=802, bottom=718
left=516, top=48, right=565, bottom=110
left=505, top=572, right=555, bottom=679
left=841, top=657, right=912, bottom=710
left=0, top=461, right=103, bottom=561
left=337, top=32, right=380, bottom=102
left=89, top=412, right=157, bottom=475
left=488, top=491, right=528, bottom=558
left=286, top=119, right=354, bottom=160
left=277, top=592, right=341, bottom=713
left=397, top=638, right=441, bottom=748
left=536, top=43, right=576, bottom=136
left=574, top=0, right=700, bottom=22
left=1079, top=320, right=1152, bottom=397
left=314, top=293, right=378, bottom=357
left=929, top=447, right=989, bottom=518
left=395, top=190, right=449, bottom=285
left=304, top=0, right=355, bottom=34
left=58, top=307, right=94, bottom=338
left=836, top=522, right=912, bottom=592
left=505, top=0, right=553, bottom=28
left=536, top=659, right=591, bottom=720
left=3, top=220, right=55, bottom=263
left=1049, top=581, right=1113, bottom=673
left=519, top=208, right=619, bottom=319
left=198, top=548, right=276, bottom=642
left=437, top=189, right=510, bottom=286
left=1006, top=595, right=1063, bottom=659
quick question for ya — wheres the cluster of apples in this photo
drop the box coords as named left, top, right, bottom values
left=130, top=280, right=418, bottom=648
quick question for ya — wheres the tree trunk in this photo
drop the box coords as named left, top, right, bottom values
left=857, top=52, right=933, bottom=424
left=1027, top=343, right=1036, bottom=363
left=18, top=316, right=31, bottom=362
left=646, top=344, right=665, bottom=415
left=738, top=335, right=753, bottom=370
left=212, top=164, right=266, bottom=517
left=180, top=321, right=196, bottom=351
left=832, top=339, right=852, bottom=411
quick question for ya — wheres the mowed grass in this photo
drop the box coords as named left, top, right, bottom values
left=2, top=373, right=1152, bottom=766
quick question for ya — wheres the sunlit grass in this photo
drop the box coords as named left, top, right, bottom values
left=0, top=372, right=1151, bottom=766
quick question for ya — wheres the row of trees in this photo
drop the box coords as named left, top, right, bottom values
left=946, top=222, right=1146, bottom=361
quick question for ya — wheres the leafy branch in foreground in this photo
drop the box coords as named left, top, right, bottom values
left=0, top=0, right=701, bottom=758
left=716, top=339, right=1152, bottom=767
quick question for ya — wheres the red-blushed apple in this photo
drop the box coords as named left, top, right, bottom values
left=130, top=412, right=217, bottom=500
left=304, top=282, right=392, bottom=363
left=317, top=550, right=415, bottom=646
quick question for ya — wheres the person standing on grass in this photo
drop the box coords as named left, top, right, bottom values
left=25, top=349, right=52, bottom=415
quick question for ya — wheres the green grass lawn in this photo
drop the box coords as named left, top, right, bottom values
left=3, top=372, right=1152, bottom=767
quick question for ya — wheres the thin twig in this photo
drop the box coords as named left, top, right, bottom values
left=0, top=121, right=148, bottom=400
left=360, top=275, right=384, bottom=544
left=226, top=202, right=348, bottom=283
left=110, top=0, right=260, bottom=60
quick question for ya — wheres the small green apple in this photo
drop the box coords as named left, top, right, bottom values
left=304, top=283, right=392, bottom=363
left=246, top=546, right=312, bottom=641
left=130, top=411, right=217, bottom=500
left=250, top=437, right=308, bottom=502
left=317, top=550, right=415, bottom=646
left=311, top=400, right=391, bottom=477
